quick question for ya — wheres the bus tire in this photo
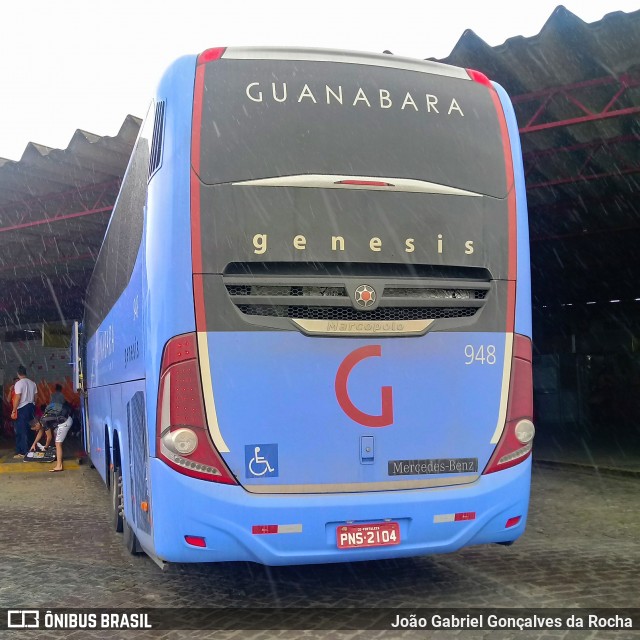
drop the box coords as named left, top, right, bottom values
left=111, top=466, right=124, bottom=533
left=123, top=517, right=143, bottom=555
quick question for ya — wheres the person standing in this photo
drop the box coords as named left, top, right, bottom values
left=11, top=365, right=37, bottom=459
left=50, top=383, right=65, bottom=406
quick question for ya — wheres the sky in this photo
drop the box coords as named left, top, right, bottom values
left=0, top=0, right=638, bottom=161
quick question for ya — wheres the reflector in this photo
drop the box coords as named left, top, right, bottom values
left=184, top=535, right=206, bottom=547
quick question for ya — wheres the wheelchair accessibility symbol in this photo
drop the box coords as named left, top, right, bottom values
left=245, top=444, right=278, bottom=478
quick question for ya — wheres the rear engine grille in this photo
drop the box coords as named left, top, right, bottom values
left=225, top=277, right=489, bottom=324
left=226, top=284, right=347, bottom=297
left=237, top=304, right=477, bottom=321
left=382, top=287, right=487, bottom=300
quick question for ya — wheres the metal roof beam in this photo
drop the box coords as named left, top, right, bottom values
left=531, top=223, right=640, bottom=243
left=523, top=134, right=640, bottom=163
left=513, top=73, right=640, bottom=133
left=524, top=134, right=640, bottom=189
left=0, top=206, right=112, bottom=234
left=0, top=251, right=95, bottom=276
left=526, top=166, right=640, bottom=190
left=0, top=179, right=120, bottom=223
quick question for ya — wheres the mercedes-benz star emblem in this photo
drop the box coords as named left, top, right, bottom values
left=354, top=284, right=377, bottom=308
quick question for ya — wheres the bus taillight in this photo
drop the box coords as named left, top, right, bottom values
left=483, top=334, right=534, bottom=474
left=335, top=179, right=395, bottom=187
left=466, top=68, right=492, bottom=87
left=197, top=47, right=226, bottom=65
left=156, top=333, right=237, bottom=484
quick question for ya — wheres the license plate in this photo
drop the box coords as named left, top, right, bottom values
left=336, top=522, right=400, bottom=549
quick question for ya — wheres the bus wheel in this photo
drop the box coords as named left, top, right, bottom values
left=123, top=517, right=143, bottom=555
left=111, top=466, right=124, bottom=533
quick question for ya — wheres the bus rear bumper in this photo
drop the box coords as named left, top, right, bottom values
left=147, top=457, right=531, bottom=565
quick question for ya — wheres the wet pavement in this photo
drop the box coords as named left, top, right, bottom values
left=0, top=448, right=638, bottom=639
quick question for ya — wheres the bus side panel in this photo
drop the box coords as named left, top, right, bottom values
left=493, top=82, right=531, bottom=340
left=84, top=244, right=145, bottom=483
left=86, top=384, right=111, bottom=485
left=144, top=55, right=198, bottom=460
left=86, top=253, right=146, bottom=390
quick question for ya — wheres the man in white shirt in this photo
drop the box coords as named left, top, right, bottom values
left=11, top=365, right=37, bottom=458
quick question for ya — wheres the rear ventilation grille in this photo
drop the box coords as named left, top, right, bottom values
left=226, top=284, right=348, bottom=298
left=225, top=277, right=489, bottom=324
left=382, top=287, right=487, bottom=300
left=237, top=304, right=476, bottom=321
left=127, top=391, right=151, bottom=534
left=148, top=100, right=165, bottom=179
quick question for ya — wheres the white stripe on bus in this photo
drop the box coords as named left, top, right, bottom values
left=490, top=332, right=514, bottom=445
left=197, top=331, right=230, bottom=453
left=433, top=514, right=456, bottom=523
left=244, top=475, right=478, bottom=494
left=232, top=174, right=483, bottom=196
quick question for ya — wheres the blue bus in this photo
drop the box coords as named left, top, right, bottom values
left=78, top=47, right=533, bottom=566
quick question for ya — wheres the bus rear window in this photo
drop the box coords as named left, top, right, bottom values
left=196, top=59, right=508, bottom=198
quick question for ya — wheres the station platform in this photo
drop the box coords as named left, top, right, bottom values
left=0, top=434, right=85, bottom=474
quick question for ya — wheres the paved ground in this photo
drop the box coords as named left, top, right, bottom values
left=0, top=460, right=638, bottom=639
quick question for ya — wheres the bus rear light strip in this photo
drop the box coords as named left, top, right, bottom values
left=160, top=443, right=225, bottom=478
left=336, top=179, right=394, bottom=187
left=497, top=442, right=533, bottom=466
left=483, top=334, right=534, bottom=474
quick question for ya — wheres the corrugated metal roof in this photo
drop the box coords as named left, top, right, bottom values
left=0, top=115, right=140, bottom=205
left=439, top=6, right=640, bottom=93
left=0, top=115, right=141, bottom=326
left=439, top=6, right=640, bottom=307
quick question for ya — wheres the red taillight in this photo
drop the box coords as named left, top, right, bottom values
left=483, top=334, right=534, bottom=475
left=197, top=47, right=226, bottom=65
left=466, top=68, right=492, bottom=87
left=156, top=333, right=237, bottom=484
left=335, top=179, right=394, bottom=187
left=505, top=516, right=522, bottom=529
left=185, top=535, right=207, bottom=547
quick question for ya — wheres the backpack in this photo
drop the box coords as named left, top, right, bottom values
left=40, top=401, right=72, bottom=428
left=44, top=401, right=72, bottom=418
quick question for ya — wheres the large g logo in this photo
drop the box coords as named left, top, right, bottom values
left=335, top=345, right=394, bottom=427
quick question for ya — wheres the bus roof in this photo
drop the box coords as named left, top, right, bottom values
left=214, top=47, right=472, bottom=80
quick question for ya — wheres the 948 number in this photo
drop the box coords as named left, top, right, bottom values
left=464, top=344, right=496, bottom=365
